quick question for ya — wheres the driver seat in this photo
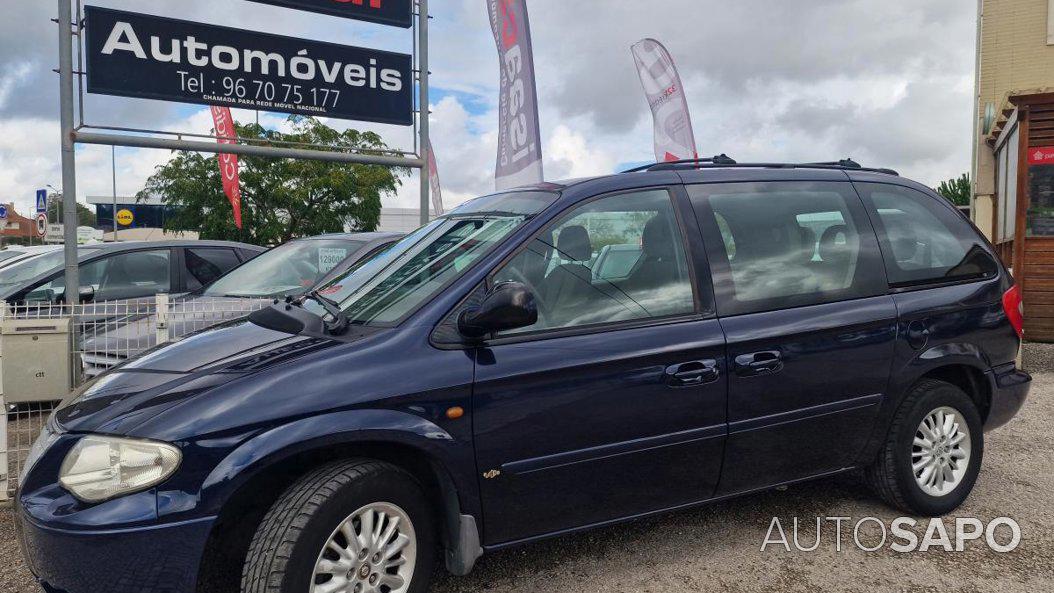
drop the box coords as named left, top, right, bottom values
left=541, top=225, right=595, bottom=314
left=626, top=216, right=678, bottom=291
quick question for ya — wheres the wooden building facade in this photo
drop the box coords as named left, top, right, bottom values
left=985, top=94, right=1054, bottom=341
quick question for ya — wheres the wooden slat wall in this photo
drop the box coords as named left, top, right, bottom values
left=1024, top=237, right=1054, bottom=341
left=995, top=240, right=1014, bottom=268
left=1028, top=103, right=1054, bottom=147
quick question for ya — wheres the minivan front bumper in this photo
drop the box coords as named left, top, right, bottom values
left=984, top=362, right=1031, bottom=431
left=15, top=504, right=214, bottom=593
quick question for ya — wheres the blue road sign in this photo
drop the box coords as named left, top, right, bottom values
left=0, top=205, right=8, bottom=220
left=36, top=189, right=48, bottom=214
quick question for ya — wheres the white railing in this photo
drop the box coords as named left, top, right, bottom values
left=1, top=294, right=269, bottom=498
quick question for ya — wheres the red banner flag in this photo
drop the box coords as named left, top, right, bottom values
left=427, top=139, right=444, bottom=216
left=210, top=106, right=243, bottom=229
left=631, top=39, right=698, bottom=163
left=488, top=0, right=544, bottom=190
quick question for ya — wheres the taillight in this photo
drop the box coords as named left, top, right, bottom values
left=1002, top=284, right=1024, bottom=339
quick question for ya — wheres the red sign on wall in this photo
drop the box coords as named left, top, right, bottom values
left=1028, top=146, right=1054, bottom=165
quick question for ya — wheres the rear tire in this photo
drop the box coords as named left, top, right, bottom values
left=865, top=379, right=984, bottom=516
left=241, top=459, right=436, bottom=593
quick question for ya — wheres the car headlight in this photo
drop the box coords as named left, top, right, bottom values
left=20, top=426, right=60, bottom=484
left=59, top=436, right=181, bottom=503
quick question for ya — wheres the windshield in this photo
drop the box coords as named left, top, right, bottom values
left=310, top=191, right=557, bottom=325
left=204, top=239, right=365, bottom=298
left=0, top=248, right=98, bottom=291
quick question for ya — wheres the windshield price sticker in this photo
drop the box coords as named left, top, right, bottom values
left=85, top=6, right=413, bottom=125
left=318, top=248, right=349, bottom=273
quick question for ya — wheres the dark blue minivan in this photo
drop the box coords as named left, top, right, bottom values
left=16, top=161, right=1031, bottom=593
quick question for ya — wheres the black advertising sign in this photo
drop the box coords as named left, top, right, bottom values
left=247, top=0, right=413, bottom=28
left=85, top=7, right=413, bottom=125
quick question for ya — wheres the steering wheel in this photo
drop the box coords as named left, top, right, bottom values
left=501, top=266, right=551, bottom=329
left=289, top=260, right=318, bottom=285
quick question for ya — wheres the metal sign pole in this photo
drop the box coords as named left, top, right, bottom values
left=58, top=0, right=80, bottom=301
left=112, top=146, right=118, bottom=241
left=418, top=0, right=430, bottom=226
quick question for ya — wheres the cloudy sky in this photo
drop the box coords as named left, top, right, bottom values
left=0, top=0, right=977, bottom=219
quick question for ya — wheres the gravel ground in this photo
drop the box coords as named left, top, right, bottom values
left=3, top=353, right=1052, bottom=593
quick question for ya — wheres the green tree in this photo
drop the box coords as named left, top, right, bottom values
left=140, top=116, right=407, bottom=245
left=47, top=200, right=97, bottom=228
left=936, top=173, right=971, bottom=207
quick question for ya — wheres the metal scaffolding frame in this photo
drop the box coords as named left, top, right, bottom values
left=55, top=0, right=432, bottom=301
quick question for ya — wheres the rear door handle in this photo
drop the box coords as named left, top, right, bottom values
left=734, top=350, right=783, bottom=377
left=665, top=360, right=720, bottom=387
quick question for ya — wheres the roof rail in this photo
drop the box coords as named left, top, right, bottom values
left=622, top=154, right=738, bottom=173
left=803, top=158, right=862, bottom=169
left=621, top=155, right=899, bottom=176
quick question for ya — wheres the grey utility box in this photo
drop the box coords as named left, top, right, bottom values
left=1, top=317, right=73, bottom=404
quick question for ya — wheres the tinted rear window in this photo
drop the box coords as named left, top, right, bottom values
left=689, top=182, right=887, bottom=316
left=856, top=183, right=998, bottom=287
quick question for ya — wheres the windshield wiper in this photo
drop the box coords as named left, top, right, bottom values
left=299, top=290, right=350, bottom=335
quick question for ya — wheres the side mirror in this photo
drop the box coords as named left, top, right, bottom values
left=458, top=282, right=538, bottom=339
left=79, top=286, right=95, bottom=303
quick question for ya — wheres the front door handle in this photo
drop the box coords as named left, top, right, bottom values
left=665, top=360, right=720, bottom=387
left=734, top=350, right=783, bottom=377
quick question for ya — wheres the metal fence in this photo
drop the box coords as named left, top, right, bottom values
left=2, top=400, right=59, bottom=501
left=1, top=295, right=269, bottom=498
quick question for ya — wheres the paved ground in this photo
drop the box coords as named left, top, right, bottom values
left=3, top=349, right=1051, bottom=593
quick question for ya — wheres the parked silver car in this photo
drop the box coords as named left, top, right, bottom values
left=0, top=245, right=65, bottom=270
left=80, top=233, right=401, bottom=376
left=0, top=240, right=263, bottom=305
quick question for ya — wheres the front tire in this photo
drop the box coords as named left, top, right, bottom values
left=242, top=459, right=436, bottom=593
left=865, top=379, right=984, bottom=516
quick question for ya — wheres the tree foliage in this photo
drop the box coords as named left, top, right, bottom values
left=47, top=200, right=97, bottom=228
left=139, top=116, right=407, bottom=245
left=936, top=173, right=971, bottom=207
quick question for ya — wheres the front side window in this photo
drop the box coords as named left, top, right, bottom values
left=691, top=182, right=886, bottom=316
left=491, top=189, right=696, bottom=335
left=857, top=183, right=999, bottom=287
left=184, top=248, right=242, bottom=291
left=27, top=250, right=171, bottom=303
left=312, top=191, right=558, bottom=325
left=0, top=249, right=101, bottom=297
left=203, top=239, right=363, bottom=298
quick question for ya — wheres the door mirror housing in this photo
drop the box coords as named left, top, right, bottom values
left=458, top=282, right=538, bottom=339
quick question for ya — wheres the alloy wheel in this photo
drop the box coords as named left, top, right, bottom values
left=911, top=406, right=972, bottom=497
left=311, top=502, right=417, bottom=593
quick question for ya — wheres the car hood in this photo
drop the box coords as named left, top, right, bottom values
left=55, top=319, right=356, bottom=434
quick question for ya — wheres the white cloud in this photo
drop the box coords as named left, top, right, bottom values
left=0, top=0, right=976, bottom=222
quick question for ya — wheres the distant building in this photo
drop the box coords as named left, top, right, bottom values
left=1, top=203, right=41, bottom=242
left=86, top=195, right=175, bottom=231
left=973, top=0, right=1054, bottom=341
left=89, top=197, right=428, bottom=236
left=377, top=208, right=429, bottom=233
left=100, top=228, right=200, bottom=242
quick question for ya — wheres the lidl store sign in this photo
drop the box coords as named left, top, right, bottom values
left=116, top=209, right=135, bottom=226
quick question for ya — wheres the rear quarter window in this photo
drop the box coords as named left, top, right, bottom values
left=855, top=183, right=999, bottom=287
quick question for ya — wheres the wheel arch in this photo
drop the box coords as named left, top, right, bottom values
left=858, top=347, right=993, bottom=467
left=915, top=364, right=991, bottom=422
left=193, top=410, right=481, bottom=592
left=899, top=341, right=993, bottom=422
